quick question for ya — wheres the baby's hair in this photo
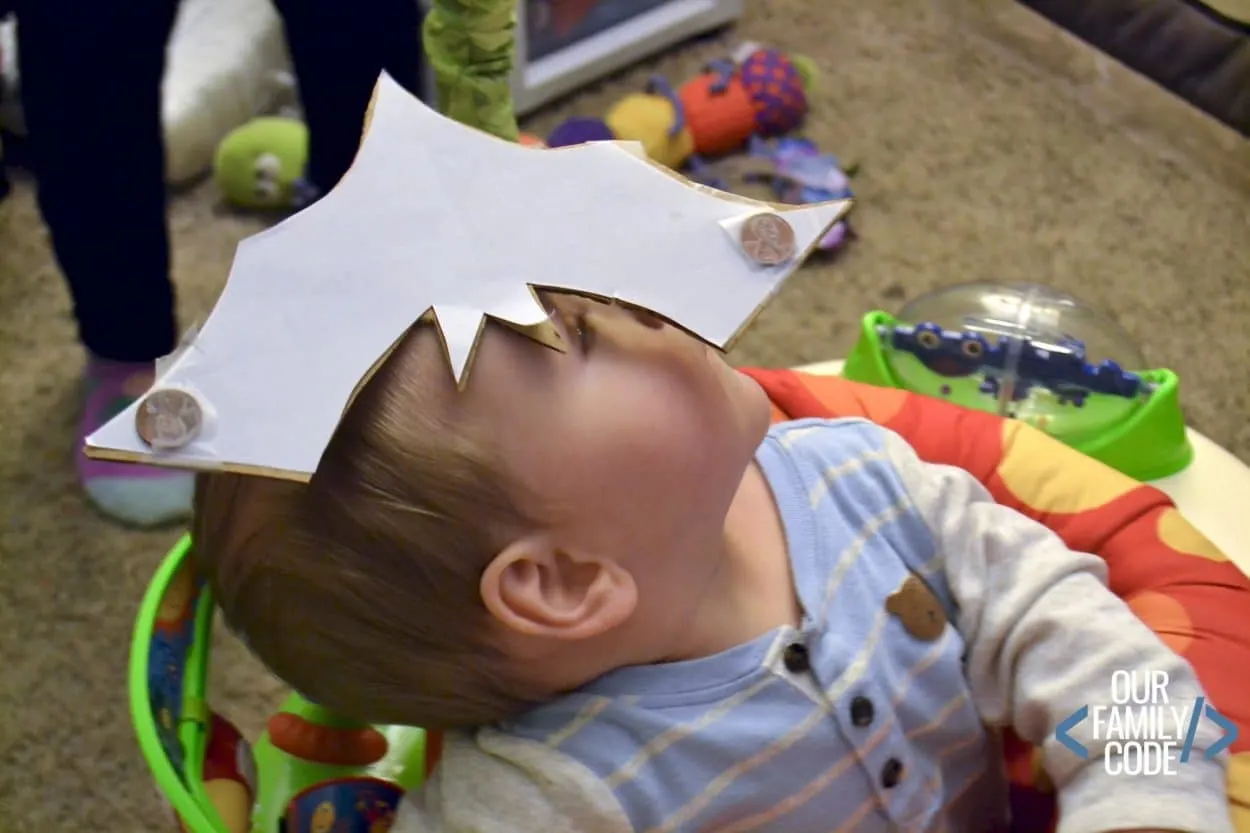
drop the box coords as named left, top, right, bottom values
left=193, top=324, right=541, bottom=729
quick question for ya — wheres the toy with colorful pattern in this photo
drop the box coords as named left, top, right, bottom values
left=546, top=45, right=815, bottom=169
left=738, top=47, right=809, bottom=136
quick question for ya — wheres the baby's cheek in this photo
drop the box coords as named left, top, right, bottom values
left=586, top=419, right=686, bottom=503
left=591, top=420, right=672, bottom=488
left=570, top=373, right=720, bottom=500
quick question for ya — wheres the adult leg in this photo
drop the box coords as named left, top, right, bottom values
left=18, top=0, right=179, bottom=362
left=272, top=0, right=424, bottom=199
left=16, top=0, right=193, bottom=526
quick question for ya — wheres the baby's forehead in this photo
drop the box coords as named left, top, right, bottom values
left=539, top=289, right=607, bottom=316
left=397, top=322, right=539, bottom=405
left=392, top=293, right=614, bottom=412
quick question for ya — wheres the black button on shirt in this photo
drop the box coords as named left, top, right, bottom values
left=782, top=642, right=810, bottom=673
left=850, top=696, right=874, bottom=727
left=881, top=757, right=904, bottom=788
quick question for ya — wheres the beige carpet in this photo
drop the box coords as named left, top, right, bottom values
left=0, top=0, right=1246, bottom=829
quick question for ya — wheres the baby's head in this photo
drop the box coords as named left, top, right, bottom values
left=195, top=292, right=771, bottom=729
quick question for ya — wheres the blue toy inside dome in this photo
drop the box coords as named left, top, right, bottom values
left=887, top=282, right=1149, bottom=434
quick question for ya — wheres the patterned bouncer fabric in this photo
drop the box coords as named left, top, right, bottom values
left=743, top=367, right=1250, bottom=832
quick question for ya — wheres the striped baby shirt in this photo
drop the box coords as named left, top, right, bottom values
left=397, top=418, right=1231, bottom=833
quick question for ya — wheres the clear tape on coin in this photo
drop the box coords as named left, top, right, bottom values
left=134, top=384, right=217, bottom=454
left=719, top=210, right=798, bottom=268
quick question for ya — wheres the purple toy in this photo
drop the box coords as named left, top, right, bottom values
left=547, top=117, right=616, bottom=148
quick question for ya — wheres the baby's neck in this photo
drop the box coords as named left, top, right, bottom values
left=662, top=460, right=800, bottom=661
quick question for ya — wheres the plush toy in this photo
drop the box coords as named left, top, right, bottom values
left=603, top=84, right=695, bottom=168
left=546, top=45, right=815, bottom=170
left=213, top=116, right=309, bottom=210
left=681, top=47, right=814, bottom=156
left=214, top=118, right=541, bottom=209
left=546, top=116, right=614, bottom=148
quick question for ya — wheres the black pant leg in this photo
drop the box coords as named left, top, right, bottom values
left=272, top=0, right=424, bottom=194
left=15, top=0, right=180, bottom=362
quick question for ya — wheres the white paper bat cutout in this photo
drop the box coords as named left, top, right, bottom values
left=86, top=72, right=851, bottom=480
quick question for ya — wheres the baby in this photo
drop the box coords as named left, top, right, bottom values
left=195, top=292, right=1232, bottom=832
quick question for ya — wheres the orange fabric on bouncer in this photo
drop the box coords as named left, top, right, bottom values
left=741, top=367, right=1250, bottom=833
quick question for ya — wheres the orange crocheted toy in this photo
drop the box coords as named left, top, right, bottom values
left=680, top=47, right=813, bottom=156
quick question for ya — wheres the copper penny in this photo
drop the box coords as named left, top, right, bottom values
left=739, top=212, right=796, bottom=266
left=135, top=388, right=203, bottom=450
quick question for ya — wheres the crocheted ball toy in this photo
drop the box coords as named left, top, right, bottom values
left=739, top=48, right=809, bottom=137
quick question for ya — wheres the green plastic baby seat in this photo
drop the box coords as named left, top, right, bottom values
left=132, top=534, right=432, bottom=832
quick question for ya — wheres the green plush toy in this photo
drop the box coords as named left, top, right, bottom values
left=213, top=116, right=309, bottom=209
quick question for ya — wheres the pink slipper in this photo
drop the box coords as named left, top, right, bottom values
left=77, top=357, right=193, bottom=527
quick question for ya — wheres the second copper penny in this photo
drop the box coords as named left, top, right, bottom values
left=739, top=212, right=797, bottom=266
left=135, top=388, right=204, bottom=450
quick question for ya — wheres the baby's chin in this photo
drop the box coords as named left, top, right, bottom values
left=711, top=355, right=771, bottom=442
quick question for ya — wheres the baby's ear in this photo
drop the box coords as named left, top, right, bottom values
left=480, top=536, right=636, bottom=642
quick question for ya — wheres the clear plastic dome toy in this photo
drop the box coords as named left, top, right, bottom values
left=891, top=282, right=1149, bottom=435
left=841, top=282, right=1192, bottom=480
